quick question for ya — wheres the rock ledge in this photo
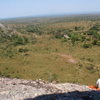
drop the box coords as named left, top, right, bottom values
left=0, top=78, right=100, bottom=100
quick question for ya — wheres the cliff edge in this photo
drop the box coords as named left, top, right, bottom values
left=0, top=78, right=100, bottom=100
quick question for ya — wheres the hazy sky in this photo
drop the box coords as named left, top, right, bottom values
left=0, top=0, right=100, bottom=18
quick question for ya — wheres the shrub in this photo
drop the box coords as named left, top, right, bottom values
left=74, top=26, right=84, bottom=31
left=93, top=33, right=100, bottom=39
left=13, top=35, right=29, bottom=46
left=90, top=25, right=100, bottom=31
left=26, top=25, right=43, bottom=35
left=92, top=40, right=98, bottom=45
left=54, top=32, right=63, bottom=39
left=18, top=48, right=29, bottom=53
left=70, top=34, right=80, bottom=45
left=81, top=36, right=86, bottom=42
left=0, top=37, right=6, bottom=43
left=87, top=30, right=96, bottom=35
left=96, top=41, right=100, bottom=46
left=87, top=30, right=100, bottom=40
left=83, top=43, right=92, bottom=48
left=92, top=40, right=100, bottom=46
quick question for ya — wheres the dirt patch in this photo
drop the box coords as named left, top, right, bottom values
left=57, top=54, right=78, bottom=64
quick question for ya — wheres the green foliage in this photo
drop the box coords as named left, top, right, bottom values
left=54, top=32, right=63, bottom=39
left=18, top=48, right=29, bottom=53
left=0, top=37, right=6, bottom=43
left=90, top=24, right=100, bottom=31
left=87, top=30, right=97, bottom=35
left=70, top=34, right=80, bottom=45
left=74, top=26, right=84, bottom=31
left=96, top=41, right=100, bottom=46
left=12, top=35, right=29, bottom=46
left=26, top=25, right=43, bottom=35
left=0, top=15, right=100, bottom=85
left=92, top=40, right=98, bottom=45
left=93, top=32, right=100, bottom=40
left=83, top=43, right=92, bottom=48
left=87, top=24, right=100, bottom=40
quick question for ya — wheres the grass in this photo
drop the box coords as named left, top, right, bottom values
left=0, top=36, right=100, bottom=85
left=0, top=15, right=100, bottom=85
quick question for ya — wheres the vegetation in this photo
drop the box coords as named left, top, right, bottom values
left=0, top=14, right=100, bottom=85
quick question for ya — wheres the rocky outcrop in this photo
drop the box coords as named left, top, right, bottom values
left=0, top=23, right=5, bottom=29
left=0, top=77, right=100, bottom=100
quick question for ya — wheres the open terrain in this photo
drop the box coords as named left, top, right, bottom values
left=0, top=14, right=100, bottom=85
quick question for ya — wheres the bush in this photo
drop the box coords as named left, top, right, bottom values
left=18, top=48, right=29, bottom=53
left=0, top=37, right=6, bottom=43
left=87, top=30, right=96, bottom=35
left=90, top=25, right=100, bottom=31
left=92, top=40, right=98, bottom=45
left=12, top=35, right=29, bottom=46
left=83, top=43, right=92, bottom=48
left=87, top=29, right=100, bottom=40
left=70, top=34, right=80, bottom=45
left=26, top=25, right=43, bottom=35
left=92, top=40, right=100, bottom=46
left=54, top=32, right=63, bottom=39
left=81, top=36, right=86, bottom=42
left=74, top=26, right=83, bottom=31
left=96, top=41, right=100, bottom=46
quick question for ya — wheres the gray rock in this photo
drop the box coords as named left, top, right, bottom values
left=0, top=77, right=99, bottom=100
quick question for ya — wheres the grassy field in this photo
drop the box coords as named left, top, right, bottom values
left=0, top=14, right=100, bottom=85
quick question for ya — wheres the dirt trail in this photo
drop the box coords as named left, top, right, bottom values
left=56, top=53, right=78, bottom=64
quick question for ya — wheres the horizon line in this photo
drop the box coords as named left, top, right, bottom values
left=0, top=12, right=100, bottom=20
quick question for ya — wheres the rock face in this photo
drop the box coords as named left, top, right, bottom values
left=0, top=77, right=100, bottom=100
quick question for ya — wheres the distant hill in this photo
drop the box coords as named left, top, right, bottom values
left=0, top=13, right=100, bottom=24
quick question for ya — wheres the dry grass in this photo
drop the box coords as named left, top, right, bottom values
left=0, top=18, right=100, bottom=85
left=0, top=36, right=100, bottom=85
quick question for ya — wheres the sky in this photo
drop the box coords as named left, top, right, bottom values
left=0, top=0, right=100, bottom=19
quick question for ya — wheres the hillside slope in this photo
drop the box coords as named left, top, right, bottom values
left=0, top=15, right=100, bottom=85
